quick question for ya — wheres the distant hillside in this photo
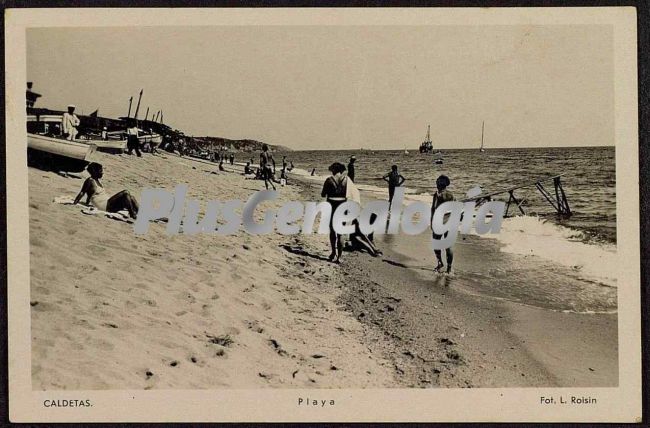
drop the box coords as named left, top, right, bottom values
left=193, top=136, right=292, bottom=153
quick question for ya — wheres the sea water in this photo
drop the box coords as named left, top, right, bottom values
left=281, top=146, right=617, bottom=313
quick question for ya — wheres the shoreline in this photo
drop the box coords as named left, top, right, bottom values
left=295, top=172, right=618, bottom=387
left=29, top=152, right=617, bottom=389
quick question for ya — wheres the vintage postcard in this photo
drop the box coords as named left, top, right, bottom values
left=5, top=7, right=640, bottom=422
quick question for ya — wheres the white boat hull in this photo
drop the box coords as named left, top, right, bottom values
left=27, top=133, right=96, bottom=172
left=139, top=134, right=163, bottom=144
left=28, top=133, right=96, bottom=160
left=79, top=139, right=126, bottom=152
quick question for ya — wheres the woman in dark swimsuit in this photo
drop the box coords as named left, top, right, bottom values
left=73, top=162, right=140, bottom=219
left=321, top=162, right=348, bottom=263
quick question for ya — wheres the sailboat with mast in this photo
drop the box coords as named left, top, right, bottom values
left=419, top=125, right=433, bottom=154
left=479, top=121, right=486, bottom=152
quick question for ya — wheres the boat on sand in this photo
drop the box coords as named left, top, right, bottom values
left=27, top=133, right=97, bottom=173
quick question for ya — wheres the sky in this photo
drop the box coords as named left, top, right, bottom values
left=27, top=25, right=614, bottom=150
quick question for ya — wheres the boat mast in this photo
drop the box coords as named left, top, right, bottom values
left=127, top=96, right=133, bottom=118
left=134, top=89, right=144, bottom=120
left=480, top=121, right=485, bottom=151
left=426, top=124, right=431, bottom=143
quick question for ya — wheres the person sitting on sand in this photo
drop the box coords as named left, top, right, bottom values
left=219, top=159, right=225, bottom=171
left=244, top=162, right=254, bottom=175
left=260, top=144, right=276, bottom=190
left=383, top=165, right=406, bottom=210
left=431, top=174, right=455, bottom=274
left=321, top=162, right=348, bottom=263
left=348, top=219, right=382, bottom=257
left=73, top=162, right=139, bottom=219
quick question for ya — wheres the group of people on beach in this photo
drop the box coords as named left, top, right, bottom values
left=321, top=155, right=454, bottom=273
left=244, top=145, right=294, bottom=189
left=71, top=140, right=454, bottom=275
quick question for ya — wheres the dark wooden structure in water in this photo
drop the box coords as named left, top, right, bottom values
left=464, top=174, right=572, bottom=217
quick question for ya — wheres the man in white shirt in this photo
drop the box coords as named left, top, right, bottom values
left=126, top=121, right=142, bottom=157
left=62, top=105, right=80, bottom=141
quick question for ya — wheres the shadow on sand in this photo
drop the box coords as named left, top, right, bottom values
left=382, top=259, right=438, bottom=273
left=280, top=244, right=331, bottom=262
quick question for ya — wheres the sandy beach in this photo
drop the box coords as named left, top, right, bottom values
left=29, top=151, right=617, bottom=390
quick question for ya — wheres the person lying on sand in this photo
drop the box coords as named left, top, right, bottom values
left=431, top=174, right=454, bottom=274
left=73, top=162, right=139, bottom=219
left=348, top=219, right=382, bottom=257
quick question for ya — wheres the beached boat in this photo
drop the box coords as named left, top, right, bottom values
left=76, top=136, right=126, bottom=153
left=27, top=114, right=126, bottom=153
left=27, top=133, right=97, bottom=172
left=27, top=133, right=95, bottom=160
left=139, top=132, right=163, bottom=145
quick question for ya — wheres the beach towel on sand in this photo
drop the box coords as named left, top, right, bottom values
left=54, top=196, right=133, bottom=223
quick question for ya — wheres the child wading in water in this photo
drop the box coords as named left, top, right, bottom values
left=431, top=175, right=454, bottom=274
left=74, top=162, right=140, bottom=219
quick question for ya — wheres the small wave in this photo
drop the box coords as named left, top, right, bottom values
left=491, top=215, right=617, bottom=288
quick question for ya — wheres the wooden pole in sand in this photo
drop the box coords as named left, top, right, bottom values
left=127, top=97, right=133, bottom=118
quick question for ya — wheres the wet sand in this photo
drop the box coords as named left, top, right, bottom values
left=297, top=180, right=618, bottom=388
left=29, top=152, right=617, bottom=389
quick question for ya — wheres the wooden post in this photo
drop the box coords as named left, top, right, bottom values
left=127, top=97, right=133, bottom=118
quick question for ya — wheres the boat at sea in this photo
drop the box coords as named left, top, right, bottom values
left=434, top=150, right=443, bottom=164
left=419, top=125, right=433, bottom=154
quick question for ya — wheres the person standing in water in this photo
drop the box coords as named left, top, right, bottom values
left=431, top=175, right=455, bottom=274
left=259, top=144, right=276, bottom=190
left=347, top=155, right=356, bottom=182
left=382, top=165, right=405, bottom=209
left=321, top=162, right=348, bottom=263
